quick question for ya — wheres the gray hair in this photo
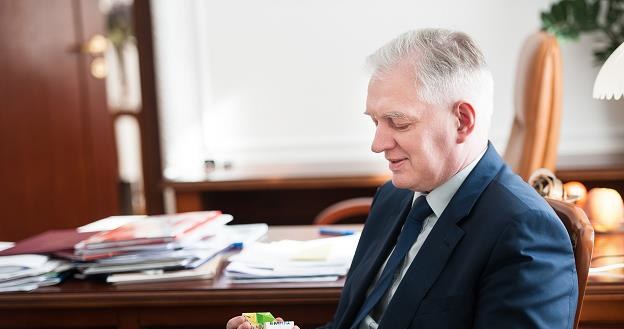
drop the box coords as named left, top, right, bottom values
left=367, top=29, right=494, bottom=130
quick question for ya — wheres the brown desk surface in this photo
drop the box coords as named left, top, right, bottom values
left=0, top=226, right=623, bottom=329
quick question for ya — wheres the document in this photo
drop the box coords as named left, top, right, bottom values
left=225, top=233, right=360, bottom=282
left=77, top=215, right=146, bottom=232
left=0, top=242, right=14, bottom=252
left=0, top=256, right=71, bottom=292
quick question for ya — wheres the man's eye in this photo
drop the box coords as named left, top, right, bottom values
left=371, top=118, right=379, bottom=126
left=390, top=120, right=410, bottom=130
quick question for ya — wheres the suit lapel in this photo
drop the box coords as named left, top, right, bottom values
left=334, top=189, right=413, bottom=329
left=378, top=143, right=506, bottom=329
left=378, top=216, right=465, bottom=328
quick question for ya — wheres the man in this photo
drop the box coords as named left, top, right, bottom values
left=227, top=28, right=577, bottom=329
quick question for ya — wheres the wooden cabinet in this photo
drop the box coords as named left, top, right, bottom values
left=0, top=0, right=119, bottom=241
left=164, top=163, right=389, bottom=225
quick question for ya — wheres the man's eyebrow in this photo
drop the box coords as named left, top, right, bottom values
left=363, top=111, right=417, bottom=120
left=381, top=111, right=417, bottom=120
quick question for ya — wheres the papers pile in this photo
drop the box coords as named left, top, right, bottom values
left=104, top=224, right=268, bottom=284
left=224, top=233, right=360, bottom=283
left=0, top=254, right=71, bottom=292
left=104, top=223, right=268, bottom=284
left=0, top=212, right=271, bottom=289
left=71, top=211, right=233, bottom=276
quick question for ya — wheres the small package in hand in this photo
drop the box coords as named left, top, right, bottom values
left=242, top=312, right=276, bottom=329
left=264, top=321, right=295, bottom=329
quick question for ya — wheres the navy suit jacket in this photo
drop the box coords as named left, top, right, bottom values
left=319, top=144, right=577, bottom=329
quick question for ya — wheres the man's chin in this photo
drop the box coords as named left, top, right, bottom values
left=391, top=176, right=412, bottom=190
left=391, top=176, right=428, bottom=192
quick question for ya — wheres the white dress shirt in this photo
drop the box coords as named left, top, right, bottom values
left=360, top=150, right=486, bottom=329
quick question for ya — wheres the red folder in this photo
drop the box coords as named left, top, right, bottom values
left=0, top=229, right=96, bottom=256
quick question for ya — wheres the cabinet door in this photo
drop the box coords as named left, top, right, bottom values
left=0, top=0, right=118, bottom=240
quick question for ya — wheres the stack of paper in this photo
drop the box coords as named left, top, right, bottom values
left=224, top=233, right=360, bottom=283
left=75, top=223, right=268, bottom=283
left=0, top=212, right=270, bottom=287
left=0, top=254, right=71, bottom=292
left=102, top=224, right=268, bottom=284
left=71, top=211, right=234, bottom=276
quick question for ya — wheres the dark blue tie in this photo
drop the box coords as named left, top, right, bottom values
left=350, top=195, right=433, bottom=329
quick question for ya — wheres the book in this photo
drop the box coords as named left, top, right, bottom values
left=75, top=211, right=232, bottom=250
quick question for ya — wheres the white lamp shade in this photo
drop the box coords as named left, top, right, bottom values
left=593, top=41, right=624, bottom=100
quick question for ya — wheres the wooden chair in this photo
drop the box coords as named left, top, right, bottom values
left=313, top=197, right=373, bottom=225
left=546, top=198, right=595, bottom=329
left=314, top=197, right=594, bottom=329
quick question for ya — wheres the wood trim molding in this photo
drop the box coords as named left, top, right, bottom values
left=134, top=0, right=164, bottom=214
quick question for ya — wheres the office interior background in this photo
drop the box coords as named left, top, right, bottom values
left=1, top=0, right=623, bottom=245
left=2, top=1, right=624, bottom=328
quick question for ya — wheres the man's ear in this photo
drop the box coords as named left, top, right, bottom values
left=454, top=101, right=475, bottom=143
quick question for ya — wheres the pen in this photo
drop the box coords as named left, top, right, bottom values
left=319, top=227, right=356, bottom=236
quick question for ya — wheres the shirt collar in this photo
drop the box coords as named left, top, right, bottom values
left=414, top=148, right=487, bottom=218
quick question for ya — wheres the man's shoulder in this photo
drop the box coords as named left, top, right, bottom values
left=480, top=168, right=559, bottom=221
left=467, top=169, right=571, bottom=256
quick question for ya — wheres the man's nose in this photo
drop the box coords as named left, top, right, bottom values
left=371, top=127, right=394, bottom=153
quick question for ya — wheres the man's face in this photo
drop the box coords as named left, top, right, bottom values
left=365, top=63, right=459, bottom=192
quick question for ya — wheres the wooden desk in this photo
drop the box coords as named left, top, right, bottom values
left=1, top=226, right=623, bottom=329
left=578, top=232, right=624, bottom=329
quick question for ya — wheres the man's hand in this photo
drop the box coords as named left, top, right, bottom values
left=226, top=316, right=250, bottom=329
left=226, top=316, right=300, bottom=329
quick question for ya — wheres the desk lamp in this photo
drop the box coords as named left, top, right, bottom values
left=593, top=41, right=624, bottom=100
left=588, top=41, right=624, bottom=232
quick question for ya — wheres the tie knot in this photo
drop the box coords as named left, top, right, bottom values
left=407, top=195, right=433, bottom=224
